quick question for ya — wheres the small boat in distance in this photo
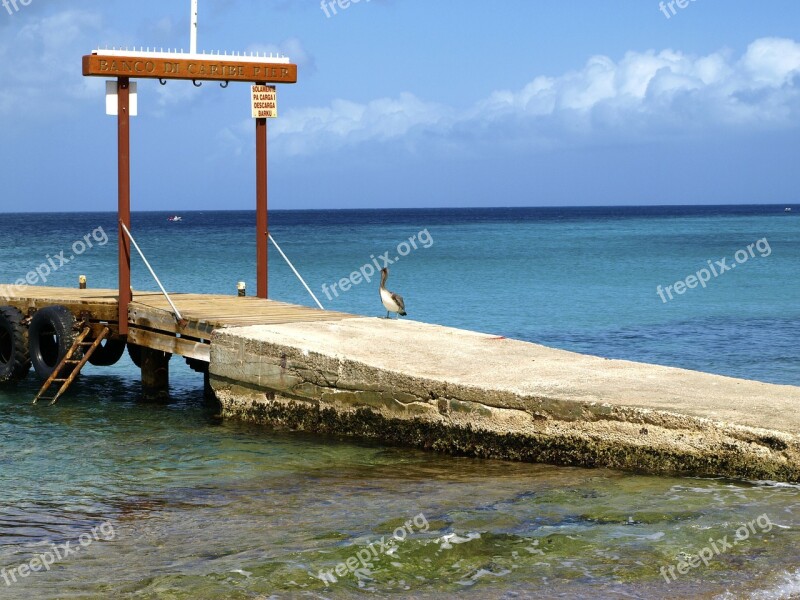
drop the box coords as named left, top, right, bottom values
left=167, top=215, right=183, bottom=222
left=786, top=208, right=793, bottom=213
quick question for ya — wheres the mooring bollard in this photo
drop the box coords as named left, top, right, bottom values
left=79, top=275, right=87, bottom=289
left=237, top=281, right=246, bottom=297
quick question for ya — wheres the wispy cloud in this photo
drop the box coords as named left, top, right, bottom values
left=0, top=7, right=316, bottom=119
left=0, top=10, right=107, bottom=116
left=273, top=93, right=449, bottom=155
left=269, top=37, right=800, bottom=156
left=248, top=37, right=315, bottom=73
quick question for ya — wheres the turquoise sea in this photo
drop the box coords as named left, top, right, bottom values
left=0, top=205, right=799, bottom=599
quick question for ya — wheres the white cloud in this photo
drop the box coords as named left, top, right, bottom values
left=216, top=118, right=252, bottom=159
left=0, top=10, right=317, bottom=120
left=740, top=38, right=800, bottom=86
left=247, top=37, right=316, bottom=73
left=0, top=10, right=108, bottom=116
left=151, top=79, right=200, bottom=113
left=272, top=93, right=450, bottom=155
left=269, top=37, right=800, bottom=156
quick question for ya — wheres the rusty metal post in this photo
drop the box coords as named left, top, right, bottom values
left=256, top=111, right=268, bottom=299
left=118, top=77, right=132, bottom=334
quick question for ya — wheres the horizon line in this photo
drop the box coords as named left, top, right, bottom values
left=0, top=202, right=796, bottom=215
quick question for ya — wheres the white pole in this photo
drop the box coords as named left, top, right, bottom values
left=190, top=0, right=198, bottom=55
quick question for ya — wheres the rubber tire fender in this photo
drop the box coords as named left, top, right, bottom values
left=127, top=342, right=142, bottom=368
left=28, top=306, right=81, bottom=380
left=127, top=343, right=171, bottom=368
left=87, top=336, right=127, bottom=367
left=0, top=306, right=31, bottom=383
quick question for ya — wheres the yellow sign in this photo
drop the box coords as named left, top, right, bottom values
left=252, top=85, right=277, bottom=118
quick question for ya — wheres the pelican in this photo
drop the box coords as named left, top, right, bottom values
left=379, top=268, right=407, bottom=319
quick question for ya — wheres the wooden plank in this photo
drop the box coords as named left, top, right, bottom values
left=129, top=304, right=216, bottom=338
left=1, top=299, right=119, bottom=322
left=127, top=328, right=210, bottom=362
left=0, top=285, right=120, bottom=299
left=0, top=288, right=123, bottom=324
left=1, top=287, right=357, bottom=346
left=83, top=55, right=298, bottom=84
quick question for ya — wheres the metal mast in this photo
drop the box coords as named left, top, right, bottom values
left=190, top=0, right=198, bottom=54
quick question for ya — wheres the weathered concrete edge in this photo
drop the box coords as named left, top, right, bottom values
left=209, top=329, right=800, bottom=483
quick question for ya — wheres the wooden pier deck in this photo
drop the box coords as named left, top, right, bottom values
left=0, top=285, right=355, bottom=362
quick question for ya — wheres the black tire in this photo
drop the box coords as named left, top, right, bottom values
left=127, top=342, right=142, bottom=368
left=88, top=336, right=127, bottom=367
left=0, top=307, right=31, bottom=383
left=29, top=306, right=81, bottom=380
left=127, top=343, right=171, bottom=368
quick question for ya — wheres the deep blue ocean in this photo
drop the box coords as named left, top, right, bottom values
left=1, top=205, right=799, bottom=599
left=3, top=204, right=797, bottom=384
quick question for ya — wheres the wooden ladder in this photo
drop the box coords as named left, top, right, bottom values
left=33, top=326, right=110, bottom=406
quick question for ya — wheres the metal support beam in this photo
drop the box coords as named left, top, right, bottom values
left=256, top=113, right=268, bottom=299
left=118, top=77, right=132, bottom=335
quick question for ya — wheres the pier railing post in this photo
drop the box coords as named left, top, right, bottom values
left=118, top=76, right=132, bottom=334
left=256, top=103, right=268, bottom=299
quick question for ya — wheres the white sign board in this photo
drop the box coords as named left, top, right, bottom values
left=105, top=81, right=138, bottom=117
left=252, top=85, right=277, bottom=118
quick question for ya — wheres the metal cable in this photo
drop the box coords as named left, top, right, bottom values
left=268, top=233, right=325, bottom=310
left=119, top=221, right=184, bottom=322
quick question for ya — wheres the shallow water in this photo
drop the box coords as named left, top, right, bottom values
left=1, top=373, right=799, bottom=599
left=1, top=206, right=799, bottom=598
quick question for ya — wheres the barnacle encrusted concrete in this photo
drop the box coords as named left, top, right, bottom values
left=209, top=318, right=800, bottom=482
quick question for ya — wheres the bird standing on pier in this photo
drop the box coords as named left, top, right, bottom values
left=379, top=268, right=407, bottom=319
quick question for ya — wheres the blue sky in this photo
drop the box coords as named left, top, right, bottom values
left=0, top=0, right=799, bottom=211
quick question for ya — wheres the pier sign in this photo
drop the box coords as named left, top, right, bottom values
left=252, top=85, right=277, bottom=118
left=83, top=54, right=297, bottom=84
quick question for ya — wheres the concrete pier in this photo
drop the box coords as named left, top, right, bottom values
left=209, top=318, right=800, bottom=483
